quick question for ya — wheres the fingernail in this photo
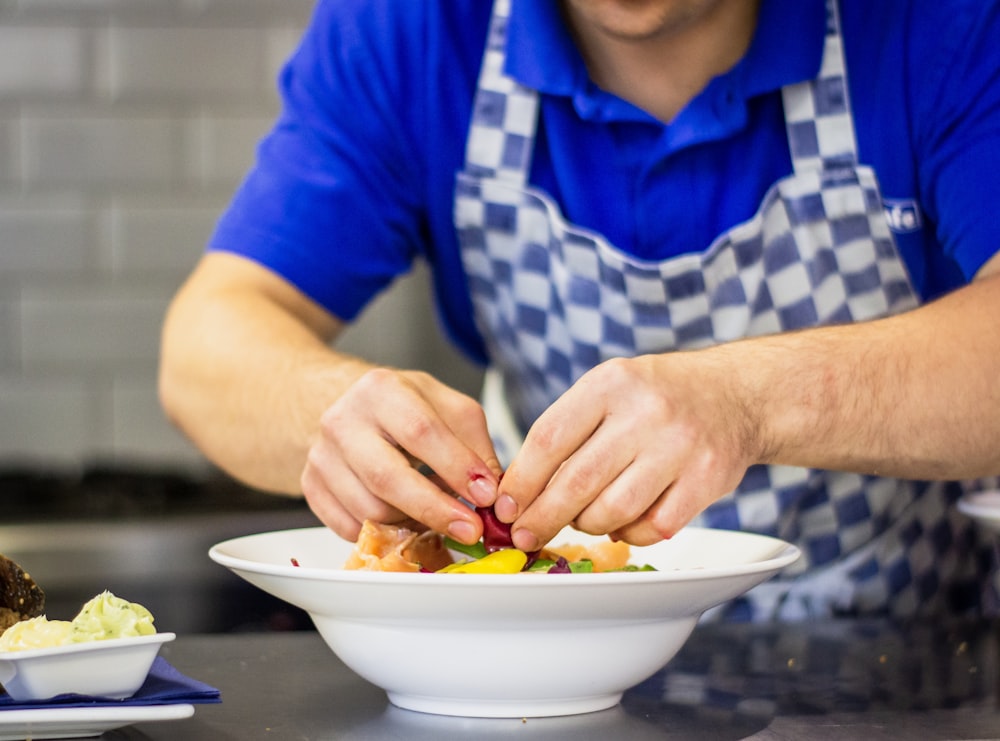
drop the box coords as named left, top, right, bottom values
left=447, top=519, right=478, bottom=544
left=512, top=529, right=538, bottom=552
left=467, top=475, right=497, bottom=506
left=494, top=494, right=518, bottom=521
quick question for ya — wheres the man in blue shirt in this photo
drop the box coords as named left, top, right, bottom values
left=160, top=0, right=1000, bottom=618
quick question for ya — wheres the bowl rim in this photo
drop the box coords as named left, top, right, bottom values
left=209, top=526, right=801, bottom=586
left=0, top=632, right=175, bottom=661
left=958, top=490, right=1000, bottom=518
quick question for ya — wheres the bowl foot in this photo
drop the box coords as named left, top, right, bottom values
left=386, top=691, right=623, bottom=718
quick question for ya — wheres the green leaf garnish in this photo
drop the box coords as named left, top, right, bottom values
left=443, top=536, right=488, bottom=560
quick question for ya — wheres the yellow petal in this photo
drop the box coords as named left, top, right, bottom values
left=442, top=549, right=528, bottom=574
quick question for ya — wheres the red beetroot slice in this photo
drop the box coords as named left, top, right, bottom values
left=476, top=505, right=514, bottom=552
left=475, top=505, right=540, bottom=567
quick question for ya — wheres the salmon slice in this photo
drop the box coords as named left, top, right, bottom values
left=546, top=540, right=632, bottom=572
left=344, top=520, right=454, bottom=573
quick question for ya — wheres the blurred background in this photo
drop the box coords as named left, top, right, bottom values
left=0, top=0, right=483, bottom=633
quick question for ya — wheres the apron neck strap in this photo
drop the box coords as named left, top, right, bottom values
left=462, top=0, right=539, bottom=186
left=780, top=0, right=860, bottom=174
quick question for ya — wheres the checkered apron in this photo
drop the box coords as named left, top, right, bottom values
left=454, top=0, right=997, bottom=620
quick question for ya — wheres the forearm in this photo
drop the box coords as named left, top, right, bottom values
left=724, top=271, right=1000, bottom=480
left=159, top=253, right=373, bottom=494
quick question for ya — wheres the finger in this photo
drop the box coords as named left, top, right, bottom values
left=611, top=452, right=741, bottom=545
left=418, top=377, right=504, bottom=479
left=507, top=425, right=635, bottom=551
left=300, top=460, right=365, bottom=540
left=303, top=450, right=434, bottom=540
left=608, top=487, right=683, bottom=546
left=571, top=456, right=671, bottom=536
left=352, top=370, right=501, bottom=508
left=331, top=422, right=485, bottom=545
left=304, top=407, right=456, bottom=539
left=377, top=455, right=486, bottom=544
left=497, top=385, right=606, bottom=523
left=301, top=431, right=411, bottom=541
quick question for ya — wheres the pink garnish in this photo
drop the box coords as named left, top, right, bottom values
left=475, top=504, right=540, bottom=566
left=476, top=505, right=514, bottom=552
left=547, top=557, right=571, bottom=574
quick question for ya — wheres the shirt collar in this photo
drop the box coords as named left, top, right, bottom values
left=506, top=0, right=825, bottom=123
left=506, top=0, right=581, bottom=98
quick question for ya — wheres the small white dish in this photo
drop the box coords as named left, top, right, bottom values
left=0, top=703, right=193, bottom=740
left=957, top=491, right=1000, bottom=534
left=210, top=526, right=799, bottom=718
left=0, top=633, right=175, bottom=702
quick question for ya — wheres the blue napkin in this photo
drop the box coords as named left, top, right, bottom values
left=0, top=657, right=221, bottom=709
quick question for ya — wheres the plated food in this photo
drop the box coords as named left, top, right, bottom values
left=0, top=554, right=171, bottom=702
left=343, top=506, right=649, bottom=575
left=0, top=591, right=155, bottom=652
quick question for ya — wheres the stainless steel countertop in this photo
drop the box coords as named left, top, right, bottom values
left=116, top=617, right=1000, bottom=740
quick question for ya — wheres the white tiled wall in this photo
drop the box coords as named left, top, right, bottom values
left=0, top=0, right=483, bottom=469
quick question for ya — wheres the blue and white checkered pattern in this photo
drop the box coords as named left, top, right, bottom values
left=782, top=4, right=859, bottom=173
left=454, top=0, right=997, bottom=619
left=463, top=0, right=537, bottom=184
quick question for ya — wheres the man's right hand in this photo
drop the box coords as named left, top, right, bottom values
left=300, top=367, right=502, bottom=545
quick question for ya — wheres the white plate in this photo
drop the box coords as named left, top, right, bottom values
left=211, top=525, right=800, bottom=718
left=0, top=703, right=194, bottom=740
left=957, top=491, right=1000, bottom=534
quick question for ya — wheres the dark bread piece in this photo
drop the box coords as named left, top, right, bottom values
left=0, top=554, right=45, bottom=633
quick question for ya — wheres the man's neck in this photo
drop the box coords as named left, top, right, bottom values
left=560, top=0, right=762, bottom=123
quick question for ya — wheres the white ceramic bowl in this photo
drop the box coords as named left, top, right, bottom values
left=957, top=490, right=1000, bottom=534
left=209, top=526, right=799, bottom=718
left=0, top=633, right=175, bottom=702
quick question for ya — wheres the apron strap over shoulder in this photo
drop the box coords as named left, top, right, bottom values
left=462, top=0, right=538, bottom=185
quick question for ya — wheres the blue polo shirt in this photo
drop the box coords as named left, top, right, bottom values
left=209, top=0, right=1000, bottom=365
